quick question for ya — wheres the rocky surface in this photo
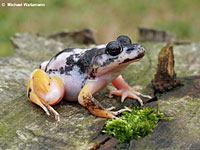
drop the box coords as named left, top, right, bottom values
left=0, top=32, right=200, bottom=150
left=138, top=27, right=176, bottom=42
left=48, top=29, right=96, bottom=46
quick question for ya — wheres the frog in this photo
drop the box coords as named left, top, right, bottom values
left=27, top=35, right=152, bottom=121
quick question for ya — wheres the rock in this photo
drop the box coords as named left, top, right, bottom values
left=0, top=32, right=99, bottom=150
left=138, top=27, right=176, bottom=42
left=0, top=32, right=200, bottom=150
left=48, top=28, right=96, bottom=47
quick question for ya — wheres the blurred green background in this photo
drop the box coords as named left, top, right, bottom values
left=0, top=0, right=200, bottom=57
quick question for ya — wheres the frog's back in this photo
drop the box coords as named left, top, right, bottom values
left=45, top=47, right=105, bottom=101
left=45, top=48, right=88, bottom=101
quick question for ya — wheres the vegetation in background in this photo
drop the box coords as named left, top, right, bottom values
left=102, top=105, right=173, bottom=144
left=0, top=0, right=200, bottom=57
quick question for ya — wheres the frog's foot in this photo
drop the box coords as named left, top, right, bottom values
left=110, top=75, right=152, bottom=105
left=78, top=81, right=130, bottom=119
left=27, top=69, right=65, bottom=121
left=109, top=89, right=148, bottom=105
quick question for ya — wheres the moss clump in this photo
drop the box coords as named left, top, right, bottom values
left=102, top=106, right=173, bottom=144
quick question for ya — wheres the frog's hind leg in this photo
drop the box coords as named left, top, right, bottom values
left=27, top=69, right=65, bottom=121
left=78, top=81, right=130, bottom=119
left=109, top=75, right=152, bottom=105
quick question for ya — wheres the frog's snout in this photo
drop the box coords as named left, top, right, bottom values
left=138, top=46, right=145, bottom=52
left=126, top=44, right=145, bottom=53
left=136, top=44, right=145, bottom=53
left=129, top=44, right=146, bottom=60
left=137, top=45, right=145, bottom=58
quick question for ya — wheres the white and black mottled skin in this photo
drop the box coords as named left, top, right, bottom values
left=44, top=36, right=145, bottom=101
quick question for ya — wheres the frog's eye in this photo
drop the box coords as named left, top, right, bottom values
left=117, top=35, right=132, bottom=45
left=106, top=41, right=122, bottom=56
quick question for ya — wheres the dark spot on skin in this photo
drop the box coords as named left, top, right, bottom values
left=66, top=55, right=75, bottom=66
left=59, top=67, right=65, bottom=74
left=74, top=53, right=80, bottom=58
left=101, top=57, right=118, bottom=67
left=49, top=53, right=83, bottom=76
left=124, top=44, right=140, bottom=54
left=82, top=94, right=105, bottom=110
left=76, top=49, right=96, bottom=73
left=89, top=69, right=96, bottom=79
left=46, top=47, right=105, bottom=78
left=126, top=48, right=133, bottom=54
left=76, top=48, right=104, bottom=73
left=120, top=52, right=145, bottom=64
left=59, top=65, right=76, bottom=76
left=55, top=55, right=76, bottom=75
left=28, top=88, right=32, bottom=98
left=121, top=58, right=134, bottom=64
left=81, top=78, right=87, bottom=88
left=45, top=48, right=75, bottom=72
left=47, top=68, right=58, bottom=74
left=64, top=66, right=73, bottom=75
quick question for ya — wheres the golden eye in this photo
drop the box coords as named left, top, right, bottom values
left=106, top=41, right=122, bottom=56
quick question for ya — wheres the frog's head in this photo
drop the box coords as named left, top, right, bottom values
left=93, top=35, right=145, bottom=76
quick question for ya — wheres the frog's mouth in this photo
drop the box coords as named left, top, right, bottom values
left=120, top=52, right=145, bottom=64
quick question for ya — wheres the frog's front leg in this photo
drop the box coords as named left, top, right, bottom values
left=27, top=69, right=65, bottom=121
left=78, top=81, right=130, bottom=119
left=109, top=75, right=152, bottom=105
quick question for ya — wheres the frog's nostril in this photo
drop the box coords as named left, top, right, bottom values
left=139, top=47, right=145, bottom=52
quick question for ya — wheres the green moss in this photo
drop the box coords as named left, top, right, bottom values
left=102, top=106, right=173, bottom=144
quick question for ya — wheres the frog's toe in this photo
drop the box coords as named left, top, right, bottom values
left=136, top=92, right=152, bottom=99
left=46, top=105, right=61, bottom=122
left=27, top=69, right=64, bottom=121
left=109, top=89, right=144, bottom=105
left=106, top=106, right=116, bottom=111
left=111, top=107, right=131, bottom=116
left=102, top=107, right=131, bottom=120
left=109, top=90, right=127, bottom=103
